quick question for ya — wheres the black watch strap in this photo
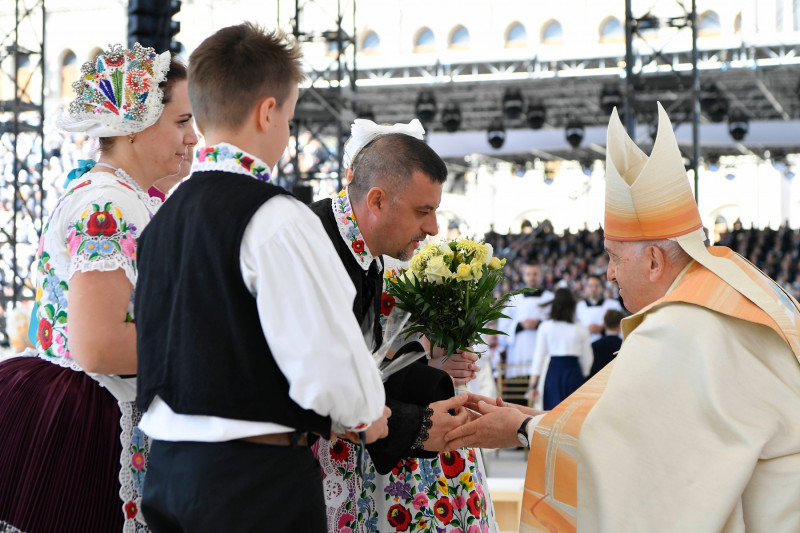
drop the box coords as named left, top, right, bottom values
left=517, top=416, right=534, bottom=448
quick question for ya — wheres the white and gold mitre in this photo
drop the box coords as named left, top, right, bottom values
left=604, top=102, right=703, bottom=242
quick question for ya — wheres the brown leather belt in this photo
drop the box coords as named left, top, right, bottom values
left=240, top=432, right=308, bottom=447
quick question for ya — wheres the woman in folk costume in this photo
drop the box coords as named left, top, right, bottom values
left=0, top=44, right=196, bottom=532
left=312, top=118, right=498, bottom=533
left=446, top=103, right=800, bottom=532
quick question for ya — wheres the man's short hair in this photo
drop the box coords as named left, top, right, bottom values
left=348, top=134, right=447, bottom=202
left=188, top=23, right=304, bottom=132
left=603, top=309, right=624, bottom=330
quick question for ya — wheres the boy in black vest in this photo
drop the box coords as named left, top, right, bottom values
left=135, top=23, right=389, bottom=532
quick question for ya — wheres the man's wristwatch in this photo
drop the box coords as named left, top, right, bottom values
left=517, top=416, right=534, bottom=448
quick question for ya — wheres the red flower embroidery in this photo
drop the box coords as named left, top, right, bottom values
left=73, top=180, right=91, bottom=191
left=391, top=457, right=418, bottom=475
left=330, top=439, right=350, bottom=463
left=105, top=56, right=124, bottom=68
left=240, top=156, right=254, bottom=170
left=38, top=319, right=53, bottom=349
left=434, top=497, right=454, bottom=524
left=124, top=500, right=138, bottom=519
left=380, top=293, right=396, bottom=316
left=86, top=211, right=117, bottom=237
left=386, top=504, right=411, bottom=531
left=440, top=450, right=466, bottom=479
left=466, top=491, right=483, bottom=518
left=131, top=452, right=145, bottom=471
left=352, top=240, right=365, bottom=253
left=126, top=69, right=151, bottom=93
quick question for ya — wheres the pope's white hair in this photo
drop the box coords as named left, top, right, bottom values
left=630, top=238, right=692, bottom=267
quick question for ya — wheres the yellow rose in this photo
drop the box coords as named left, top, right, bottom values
left=488, top=256, right=503, bottom=270
left=425, top=255, right=453, bottom=284
left=460, top=472, right=475, bottom=490
left=470, top=259, right=483, bottom=280
left=437, top=477, right=448, bottom=494
left=456, top=262, right=473, bottom=281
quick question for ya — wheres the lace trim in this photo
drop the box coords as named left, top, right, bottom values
left=119, top=400, right=150, bottom=532
left=0, top=521, right=25, bottom=533
left=332, top=187, right=375, bottom=270
left=192, top=143, right=272, bottom=182
left=69, top=253, right=137, bottom=288
left=410, top=406, right=434, bottom=451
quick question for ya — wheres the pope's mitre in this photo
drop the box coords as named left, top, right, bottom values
left=604, top=102, right=703, bottom=241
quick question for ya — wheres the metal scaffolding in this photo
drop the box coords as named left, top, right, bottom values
left=276, top=0, right=359, bottom=195
left=625, top=0, right=700, bottom=200
left=0, top=0, right=45, bottom=345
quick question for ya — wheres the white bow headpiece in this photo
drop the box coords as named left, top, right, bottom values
left=343, top=118, right=425, bottom=168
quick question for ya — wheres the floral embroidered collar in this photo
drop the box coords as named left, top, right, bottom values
left=193, top=142, right=272, bottom=182
left=332, top=187, right=376, bottom=271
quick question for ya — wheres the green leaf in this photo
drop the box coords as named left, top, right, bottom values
left=55, top=312, right=67, bottom=324
left=43, top=304, right=55, bottom=320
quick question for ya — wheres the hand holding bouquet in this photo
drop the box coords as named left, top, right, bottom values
left=385, top=238, right=520, bottom=359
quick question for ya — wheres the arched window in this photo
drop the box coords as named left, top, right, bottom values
left=414, top=27, right=435, bottom=53
left=61, top=50, right=78, bottom=99
left=505, top=22, right=527, bottom=48
left=599, top=17, right=624, bottom=43
left=541, top=20, right=564, bottom=45
left=698, top=11, right=721, bottom=37
left=361, top=31, right=380, bottom=54
left=794, top=0, right=800, bottom=31
left=449, top=25, right=470, bottom=50
left=734, top=12, right=742, bottom=33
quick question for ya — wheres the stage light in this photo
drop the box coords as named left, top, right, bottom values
left=565, top=119, right=584, bottom=148
left=441, top=102, right=462, bottom=132
left=356, top=105, right=375, bottom=122
left=600, top=85, right=623, bottom=116
left=502, top=88, right=524, bottom=120
left=772, top=152, right=787, bottom=172
left=526, top=102, right=546, bottom=129
left=415, top=90, right=437, bottom=123
left=705, top=153, right=720, bottom=172
left=487, top=118, right=506, bottom=149
left=728, top=112, right=749, bottom=141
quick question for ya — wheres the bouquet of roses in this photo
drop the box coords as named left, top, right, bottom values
left=385, top=237, right=519, bottom=359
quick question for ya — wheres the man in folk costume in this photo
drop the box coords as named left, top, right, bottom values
left=310, top=118, right=499, bottom=532
left=445, top=103, right=800, bottom=532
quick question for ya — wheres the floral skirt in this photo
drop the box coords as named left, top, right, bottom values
left=313, top=437, right=498, bottom=533
left=0, top=356, right=124, bottom=533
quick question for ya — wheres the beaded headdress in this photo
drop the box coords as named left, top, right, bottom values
left=57, top=43, right=171, bottom=138
left=343, top=118, right=426, bottom=168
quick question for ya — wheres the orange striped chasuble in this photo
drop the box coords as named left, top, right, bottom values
left=520, top=247, right=800, bottom=532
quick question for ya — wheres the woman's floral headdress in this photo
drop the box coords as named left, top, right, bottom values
left=57, top=43, right=171, bottom=138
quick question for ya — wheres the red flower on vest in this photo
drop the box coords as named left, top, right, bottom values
left=440, top=450, right=466, bottom=478
left=386, top=504, right=411, bottom=531
left=86, top=211, right=117, bottom=236
left=124, top=500, right=138, bottom=519
left=433, top=497, right=454, bottom=524
left=352, top=240, right=365, bottom=253
left=38, top=318, right=53, bottom=349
